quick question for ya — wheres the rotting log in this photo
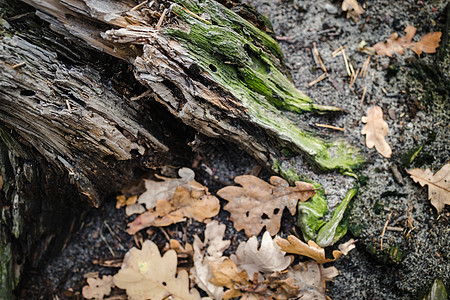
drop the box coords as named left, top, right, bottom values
left=0, top=0, right=363, bottom=298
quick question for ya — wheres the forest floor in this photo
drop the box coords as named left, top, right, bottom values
left=19, top=0, right=449, bottom=299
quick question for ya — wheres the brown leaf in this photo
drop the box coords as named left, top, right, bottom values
left=113, top=240, right=201, bottom=300
left=374, top=25, right=441, bottom=57
left=217, top=175, right=316, bottom=236
left=127, top=186, right=220, bottom=234
left=341, top=0, right=364, bottom=22
left=209, top=259, right=249, bottom=299
left=407, top=164, right=450, bottom=213
left=82, top=275, right=114, bottom=300
left=361, top=105, right=392, bottom=158
left=410, top=32, right=442, bottom=56
left=276, top=235, right=355, bottom=264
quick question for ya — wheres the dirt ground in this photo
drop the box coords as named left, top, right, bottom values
left=19, top=0, right=449, bottom=299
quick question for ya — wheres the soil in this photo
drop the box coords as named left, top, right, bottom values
left=18, top=0, right=449, bottom=299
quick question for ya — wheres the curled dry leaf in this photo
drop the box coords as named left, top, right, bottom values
left=190, top=221, right=231, bottom=300
left=209, top=259, right=250, bottom=300
left=374, top=25, right=441, bottom=57
left=138, top=168, right=195, bottom=210
left=217, top=175, right=316, bottom=236
left=361, top=105, right=392, bottom=158
left=231, top=231, right=291, bottom=278
left=127, top=184, right=220, bottom=234
left=276, top=235, right=355, bottom=264
left=82, top=275, right=114, bottom=300
left=342, top=0, right=364, bottom=22
left=407, top=164, right=450, bottom=213
left=113, top=240, right=201, bottom=300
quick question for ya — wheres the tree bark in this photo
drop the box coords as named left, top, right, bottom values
left=0, top=0, right=362, bottom=297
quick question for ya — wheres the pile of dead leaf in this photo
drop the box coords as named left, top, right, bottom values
left=82, top=169, right=356, bottom=299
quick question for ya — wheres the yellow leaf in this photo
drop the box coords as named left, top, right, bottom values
left=361, top=105, right=392, bottom=158
left=407, top=164, right=450, bottom=213
left=217, top=175, right=316, bottom=236
left=276, top=235, right=355, bottom=264
left=113, top=240, right=201, bottom=300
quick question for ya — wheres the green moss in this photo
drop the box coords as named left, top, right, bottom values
left=165, top=1, right=363, bottom=173
left=423, top=278, right=448, bottom=300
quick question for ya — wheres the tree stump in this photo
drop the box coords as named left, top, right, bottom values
left=0, top=0, right=362, bottom=297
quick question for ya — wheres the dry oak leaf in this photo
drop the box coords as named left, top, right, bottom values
left=217, top=175, right=316, bottom=237
left=231, top=231, right=291, bottom=278
left=209, top=259, right=250, bottom=300
left=276, top=235, right=355, bottom=264
left=190, top=221, right=231, bottom=300
left=407, top=164, right=450, bottom=213
left=138, top=168, right=196, bottom=210
left=342, top=0, right=364, bottom=22
left=286, top=261, right=339, bottom=300
left=113, top=240, right=201, bottom=300
left=127, top=184, right=220, bottom=234
left=361, top=105, right=392, bottom=158
left=374, top=25, right=441, bottom=57
left=82, top=275, right=114, bottom=300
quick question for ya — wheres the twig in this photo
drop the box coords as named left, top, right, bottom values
left=380, top=211, right=393, bottom=251
left=100, top=226, right=116, bottom=256
left=159, top=227, right=171, bottom=241
left=315, top=123, right=344, bottom=131
left=156, top=8, right=169, bottom=30
left=341, top=49, right=352, bottom=77
left=350, top=67, right=360, bottom=88
left=313, top=42, right=327, bottom=72
left=180, top=6, right=211, bottom=24
left=332, top=45, right=347, bottom=57
left=359, top=86, right=367, bottom=107
left=130, top=0, right=148, bottom=11
left=104, top=221, right=122, bottom=244
left=307, top=73, right=328, bottom=86
left=11, top=62, right=26, bottom=69
left=65, top=99, right=72, bottom=113
left=386, top=226, right=404, bottom=232
left=361, top=55, right=371, bottom=78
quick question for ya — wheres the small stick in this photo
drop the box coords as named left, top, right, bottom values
left=341, top=49, right=352, bottom=77
left=180, top=6, right=211, bottom=24
left=315, top=123, right=344, bottom=131
left=307, top=73, right=328, bottom=86
left=386, top=226, right=404, bottom=232
left=361, top=55, right=371, bottom=78
left=349, top=67, right=360, bottom=88
left=332, top=45, right=347, bottom=57
left=100, top=227, right=116, bottom=256
left=313, top=42, right=327, bottom=72
left=65, top=99, right=72, bottom=113
left=156, top=8, right=169, bottom=30
left=380, top=211, right=393, bottom=251
left=11, top=62, right=26, bottom=69
left=359, top=86, right=367, bottom=107
left=130, top=0, right=148, bottom=11
left=104, top=221, right=122, bottom=244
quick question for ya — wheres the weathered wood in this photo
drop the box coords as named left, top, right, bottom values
left=0, top=0, right=364, bottom=297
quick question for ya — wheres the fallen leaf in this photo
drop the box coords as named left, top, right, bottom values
left=82, top=275, right=114, bottom=300
left=138, top=168, right=196, bottom=210
left=286, top=261, right=339, bottom=300
left=125, top=203, right=146, bottom=216
left=407, top=164, right=450, bottom=213
left=127, top=185, right=220, bottom=234
left=217, top=175, right=316, bottom=236
left=231, top=231, right=291, bottom=278
left=410, top=31, right=442, bottom=56
left=276, top=235, right=355, bottom=264
left=209, top=259, right=250, bottom=299
left=113, top=240, right=201, bottom=300
left=361, top=105, right=392, bottom=158
left=190, top=221, right=231, bottom=299
left=342, top=0, right=364, bottom=22
left=374, top=25, right=441, bottom=57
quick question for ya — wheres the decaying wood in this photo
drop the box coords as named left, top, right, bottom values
left=0, top=0, right=364, bottom=297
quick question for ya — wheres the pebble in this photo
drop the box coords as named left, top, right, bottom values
left=324, top=4, right=338, bottom=14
